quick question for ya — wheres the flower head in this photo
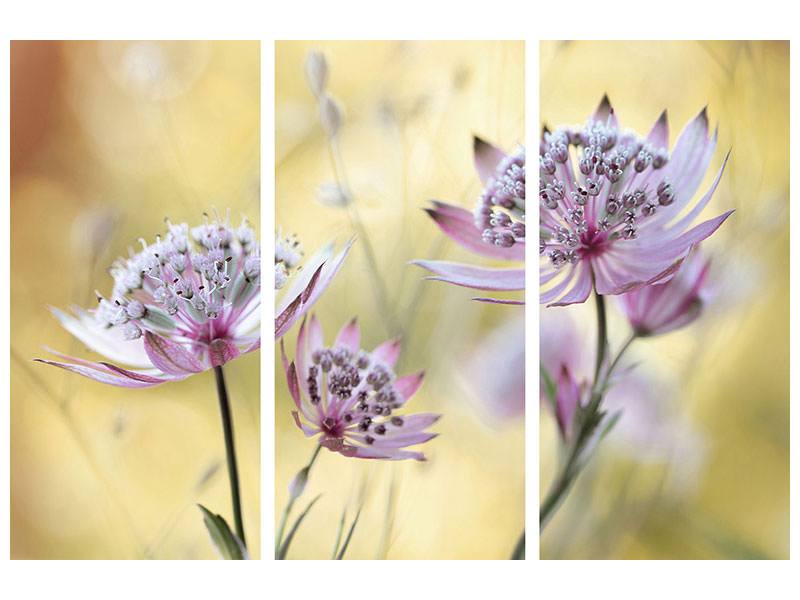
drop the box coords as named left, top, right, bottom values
left=540, top=95, right=733, bottom=306
left=617, top=248, right=712, bottom=337
left=274, top=234, right=353, bottom=339
left=282, top=315, right=439, bottom=461
left=36, top=210, right=261, bottom=387
left=413, top=136, right=525, bottom=304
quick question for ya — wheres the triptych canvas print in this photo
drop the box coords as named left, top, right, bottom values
left=8, top=40, right=789, bottom=564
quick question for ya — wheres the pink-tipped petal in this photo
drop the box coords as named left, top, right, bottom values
left=640, top=210, right=734, bottom=262
left=308, top=314, right=324, bottom=355
left=593, top=94, right=618, bottom=129
left=209, top=338, right=240, bottom=367
left=394, top=371, right=425, bottom=401
left=646, top=109, right=669, bottom=150
left=275, top=294, right=303, bottom=340
left=424, top=202, right=525, bottom=261
left=34, top=359, right=169, bottom=388
left=372, top=337, right=402, bottom=368
left=414, top=260, right=524, bottom=291
left=144, top=331, right=206, bottom=375
left=473, top=136, right=506, bottom=185
left=334, top=317, right=360, bottom=353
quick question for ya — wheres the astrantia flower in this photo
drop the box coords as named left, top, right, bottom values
left=274, top=234, right=353, bottom=339
left=617, top=248, right=712, bottom=337
left=414, top=136, right=524, bottom=304
left=540, top=95, right=733, bottom=306
left=36, top=211, right=261, bottom=387
left=281, top=315, right=439, bottom=461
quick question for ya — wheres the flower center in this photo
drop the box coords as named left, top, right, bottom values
left=539, top=116, right=674, bottom=270
left=96, top=211, right=260, bottom=351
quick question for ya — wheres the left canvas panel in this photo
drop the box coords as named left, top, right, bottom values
left=10, top=40, right=261, bottom=559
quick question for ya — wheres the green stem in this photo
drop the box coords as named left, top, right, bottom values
left=275, top=444, right=321, bottom=557
left=541, top=291, right=633, bottom=531
left=213, top=365, right=245, bottom=546
left=593, top=291, right=607, bottom=385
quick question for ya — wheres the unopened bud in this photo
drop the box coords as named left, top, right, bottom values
left=304, top=51, right=329, bottom=98
left=288, top=466, right=310, bottom=501
left=319, top=93, right=344, bottom=138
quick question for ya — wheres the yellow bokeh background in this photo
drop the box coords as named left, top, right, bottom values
left=540, top=41, right=789, bottom=559
left=276, top=41, right=525, bottom=559
left=10, top=41, right=261, bottom=559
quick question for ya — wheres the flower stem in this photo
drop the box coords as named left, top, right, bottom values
left=275, top=443, right=321, bottom=558
left=213, top=365, right=245, bottom=547
left=540, top=291, right=630, bottom=531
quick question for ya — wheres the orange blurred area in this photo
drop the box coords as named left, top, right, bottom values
left=539, top=40, right=789, bottom=559
left=275, top=41, right=524, bottom=559
left=10, top=41, right=261, bottom=559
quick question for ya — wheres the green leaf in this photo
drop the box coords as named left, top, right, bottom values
left=540, top=363, right=558, bottom=412
left=510, top=530, right=525, bottom=559
left=335, top=506, right=362, bottom=560
left=198, top=504, right=248, bottom=560
left=277, top=494, right=321, bottom=560
left=331, top=509, right=347, bottom=559
left=598, top=410, right=622, bottom=441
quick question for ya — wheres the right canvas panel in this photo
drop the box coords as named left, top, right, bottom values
left=539, top=40, right=789, bottom=559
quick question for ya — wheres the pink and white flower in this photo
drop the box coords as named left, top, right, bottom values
left=617, top=248, right=712, bottom=337
left=281, top=315, right=440, bottom=461
left=414, top=137, right=525, bottom=304
left=36, top=211, right=261, bottom=387
left=540, top=95, right=732, bottom=306
left=274, top=234, right=353, bottom=339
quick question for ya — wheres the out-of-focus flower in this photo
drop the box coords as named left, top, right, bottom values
left=414, top=137, right=525, bottom=304
left=281, top=315, right=440, bottom=461
left=539, top=95, right=733, bottom=306
left=274, top=234, right=353, bottom=339
left=462, top=312, right=525, bottom=421
left=617, top=248, right=712, bottom=337
left=36, top=211, right=261, bottom=387
left=540, top=308, right=590, bottom=439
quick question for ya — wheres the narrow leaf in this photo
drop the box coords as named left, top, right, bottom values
left=198, top=504, right=248, bottom=560
left=335, top=506, right=362, bottom=560
left=277, top=495, right=321, bottom=560
left=331, top=509, right=347, bottom=559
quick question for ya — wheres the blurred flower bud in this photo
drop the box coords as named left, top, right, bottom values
left=288, top=465, right=310, bottom=501
left=318, top=92, right=344, bottom=138
left=315, top=181, right=351, bottom=208
left=617, top=248, right=712, bottom=337
left=304, top=51, right=329, bottom=98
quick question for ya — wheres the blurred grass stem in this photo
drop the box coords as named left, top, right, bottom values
left=328, top=138, right=401, bottom=336
left=213, top=365, right=246, bottom=547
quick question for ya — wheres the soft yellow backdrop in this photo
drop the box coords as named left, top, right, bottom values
left=540, top=40, right=789, bottom=559
left=11, top=41, right=261, bottom=559
left=276, top=40, right=525, bottom=559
